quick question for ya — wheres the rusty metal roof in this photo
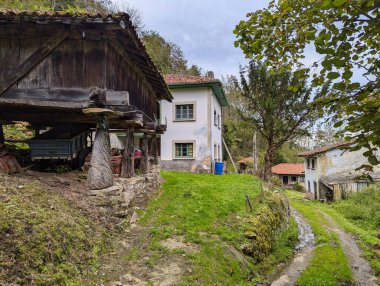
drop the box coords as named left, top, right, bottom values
left=0, top=10, right=172, bottom=102
left=298, top=142, right=353, bottom=157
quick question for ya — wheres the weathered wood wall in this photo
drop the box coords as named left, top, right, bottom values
left=0, top=24, right=159, bottom=122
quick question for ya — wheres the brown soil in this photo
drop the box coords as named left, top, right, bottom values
left=24, top=170, right=121, bottom=228
left=95, top=225, right=190, bottom=286
left=271, top=207, right=315, bottom=286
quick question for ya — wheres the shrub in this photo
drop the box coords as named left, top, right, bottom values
left=292, top=182, right=306, bottom=193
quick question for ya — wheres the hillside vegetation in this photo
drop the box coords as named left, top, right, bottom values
left=0, top=174, right=109, bottom=285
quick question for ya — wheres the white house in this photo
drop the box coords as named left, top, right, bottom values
left=298, top=142, right=380, bottom=201
left=159, top=74, right=228, bottom=172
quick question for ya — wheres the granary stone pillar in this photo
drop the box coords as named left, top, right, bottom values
left=121, top=127, right=135, bottom=178
left=140, top=132, right=149, bottom=174
left=87, top=114, right=113, bottom=190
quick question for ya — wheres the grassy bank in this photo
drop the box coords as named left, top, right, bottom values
left=288, top=193, right=353, bottom=286
left=0, top=174, right=108, bottom=285
left=137, top=171, right=298, bottom=285
left=322, top=185, right=380, bottom=275
left=289, top=186, right=380, bottom=285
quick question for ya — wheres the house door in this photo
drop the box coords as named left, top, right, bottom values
left=283, top=176, right=289, bottom=185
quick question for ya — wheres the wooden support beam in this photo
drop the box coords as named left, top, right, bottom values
left=0, top=123, right=4, bottom=145
left=87, top=114, right=113, bottom=190
left=121, top=127, right=134, bottom=178
left=0, top=30, right=69, bottom=95
left=151, top=133, right=159, bottom=165
left=140, top=133, right=149, bottom=174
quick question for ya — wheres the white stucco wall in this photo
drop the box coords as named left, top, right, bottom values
left=304, top=158, right=318, bottom=195
left=160, top=86, right=223, bottom=171
left=210, top=90, right=223, bottom=161
left=304, top=147, right=380, bottom=198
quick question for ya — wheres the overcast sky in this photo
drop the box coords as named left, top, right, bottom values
left=113, top=0, right=271, bottom=79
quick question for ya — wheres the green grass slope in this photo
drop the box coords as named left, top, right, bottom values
left=139, top=171, right=298, bottom=285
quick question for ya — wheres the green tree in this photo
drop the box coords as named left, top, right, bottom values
left=238, top=62, right=317, bottom=180
left=142, top=31, right=202, bottom=76
left=234, top=0, right=380, bottom=169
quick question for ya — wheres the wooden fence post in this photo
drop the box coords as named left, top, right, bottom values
left=121, top=127, right=134, bottom=178
left=140, top=132, right=149, bottom=174
left=87, top=114, right=113, bottom=190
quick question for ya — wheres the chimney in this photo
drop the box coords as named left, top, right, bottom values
left=206, top=71, right=214, bottom=79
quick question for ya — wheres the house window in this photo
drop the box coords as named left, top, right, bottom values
left=214, top=144, right=217, bottom=160
left=175, top=143, right=194, bottom=158
left=214, top=110, right=217, bottom=126
left=300, top=176, right=305, bottom=182
left=314, top=181, right=317, bottom=193
left=217, top=114, right=221, bottom=128
left=175, top=104, right=194, bottom=120
left=308, top=181, right=311, bottom=192
left=307, top=159, right=310, bottom=169
left=217, top=145, right=221, bottom=161
left=311, top=159, right=315, bottom=170
left=291, top=176, right=297, bottom=182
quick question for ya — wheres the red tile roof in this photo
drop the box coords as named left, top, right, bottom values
left=164, top=74, right=218, bottom=85
left=298, top=142, right=353, bottom=157
left=271, top=163, right=305, bottom=175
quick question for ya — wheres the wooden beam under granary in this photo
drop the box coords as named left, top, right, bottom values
left=0, top=11, right=172, bottom=188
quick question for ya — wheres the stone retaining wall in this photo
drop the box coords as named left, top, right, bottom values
left=89, top=165, right=162, bottom=219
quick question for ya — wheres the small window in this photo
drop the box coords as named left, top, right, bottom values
left=307, top=159, right=310, bottom=169
left=314, top=181, right=317, bottom=193
left=311, top=159, right=315, bottom=170
left=308, top=181, right=311, bottom=192
left=175, top=143, right=194, bottom=158
left=175, top=104, right=194, bottom=120
left=214, top=144, right=217, bottom=160
left=300, top=176, right=305, bottom=182
left=291, top=176, right=297, bottom=182
left=217, top=114, right=221, bottom=128
left=214, top=110, right=217, bottom=126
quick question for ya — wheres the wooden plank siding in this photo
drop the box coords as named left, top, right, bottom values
left=0, top=35, right=159, bottom=125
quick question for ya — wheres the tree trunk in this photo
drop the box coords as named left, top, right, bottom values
left=140, top=133, right=149, bottom=174
left=87, top=115, right=113, bottom=190
left=263, top=145, right=275, bottom=181
left=151, top=133, right=158, bottom=165
left=121, top=127, right=134, bottom=178
left=0, top=123, right=4, bottom=145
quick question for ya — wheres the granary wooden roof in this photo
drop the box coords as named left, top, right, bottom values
left=0, top=10, right=172, bottom=102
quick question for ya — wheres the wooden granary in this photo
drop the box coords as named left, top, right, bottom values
left=0, top=11, right=172, bottom=189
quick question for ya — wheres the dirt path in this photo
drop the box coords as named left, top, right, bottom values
left=271, top=207, right=315, bottom=286
left=320, top=211, right=378, bottom=286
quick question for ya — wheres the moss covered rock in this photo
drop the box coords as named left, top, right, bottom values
left=242, top=191, right=290, bottom=261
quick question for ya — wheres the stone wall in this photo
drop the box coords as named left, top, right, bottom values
left=89, top=165, right=162, bottom=220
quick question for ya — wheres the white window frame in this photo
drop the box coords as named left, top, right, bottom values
left=173, top=101, right=196, bottom=122
left=172, top=140, right=196, bottom=160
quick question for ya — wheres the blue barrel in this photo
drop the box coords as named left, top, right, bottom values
left=215, top=162, right=224, bottom=175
